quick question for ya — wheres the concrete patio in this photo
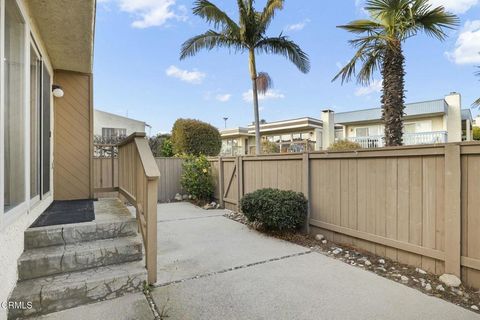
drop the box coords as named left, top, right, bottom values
left=38, top=202, right=479, bottom=319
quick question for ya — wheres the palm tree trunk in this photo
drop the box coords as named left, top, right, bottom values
left=381, top=41, right=406, bottom=147
left=249, top=48, right=261, bottom=155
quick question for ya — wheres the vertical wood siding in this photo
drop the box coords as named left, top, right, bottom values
left=53, top=71, right=93, bottom=200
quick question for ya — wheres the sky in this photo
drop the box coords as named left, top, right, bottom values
left=94, top=0, right=480, bottom=134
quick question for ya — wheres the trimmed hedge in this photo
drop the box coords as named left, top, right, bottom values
left=240, top=188, right=308, bottom=231
left=171, top=119, right=221, bottom=156
left=328, top=140, right=362, bottom=151
left=149, top=134, right=174, bottom=157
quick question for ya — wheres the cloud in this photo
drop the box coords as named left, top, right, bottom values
left=104, top=0, right=187, bottom=28
left=285, top=19, right=310, bottom=32
left=242, top=89, right=285, bottom=102
left=428, top=0, right=479, bottom=14
left=216, top=94, right=232, bottom=102
left=355, top=79, right=382, bottom=96
left=446, top=20, right=480, bottom=64
left=166, top=65, right=206, bottom=84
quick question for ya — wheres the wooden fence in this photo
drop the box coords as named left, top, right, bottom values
left=210, top=143, right=480, bottom=290
left=155, top=158, right=184, bottom=202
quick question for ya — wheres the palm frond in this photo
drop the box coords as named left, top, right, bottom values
left=256, top=72, right=273, bottom=94
left=180, top=30, right=244, bottom=60
left=259, top=0, right=284, bottom=32
left=338, top=19, right=384, bottom=35
left=408, top=0, right=459, bottom=41
left=192, top=0, right=240, bottom=32
left=256, top=36, right=310, bottom=73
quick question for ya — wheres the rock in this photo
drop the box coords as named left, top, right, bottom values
left=378, top=259, right=385, bottom=264
left=471, top=305, right=479, bottom=311
left=315, top=234, right=325, bottom=241
left=451, top=288, right=463, bottom=296
left=376, top=267, right=387, bottom=272
left=321, top=240, right=327, bottom=244
left=416, top=268, right=427, bottom=275
left=344, top=254, right=350, bottom=258
left=182, top=194, right=189, bottom=200
left=174, top=193, right=183, bottom=201
left=216, top=204, right=221, bottom=209
left=211, top=201, right=217, bottom=206
left=425, top=283, right=432, bottom=291
left=439, top=274, right=461, bottom=287
left=188, top=195, right=193, bottom=200
left=364, top=260, right=372, bottom=266
left=203, top=203, right=215, bottom=210
left=400, top=276, right=409, bottom=283
left=332, top=248, right=342, bottom=255
left=436, top=285, right=445, bottom=292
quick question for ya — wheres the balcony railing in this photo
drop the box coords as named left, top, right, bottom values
left=348, top=131, right=448, bottom=149
left=220, top=146, right=245, bottom=156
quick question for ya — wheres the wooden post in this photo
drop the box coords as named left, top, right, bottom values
left=302, top=152, right=311, bottom=234
left=218, top=157, right=224, bottom=207
left=111, top=145, right=115, bottom=189
left=444, top=144, right=461, bottom=277
left=237, top=156, right=244, bottom=212
left=146, top=178, right=158, bottom=284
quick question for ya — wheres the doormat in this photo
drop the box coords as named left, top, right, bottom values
left=30, top=199, right=95, bottom=228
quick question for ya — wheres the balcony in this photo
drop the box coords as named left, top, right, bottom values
left=347, top=131, right=448, bottom=149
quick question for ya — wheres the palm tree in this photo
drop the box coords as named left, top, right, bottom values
left=334, top=0, right=458, bottom=146
left=180, top=0, right=310, bottom=154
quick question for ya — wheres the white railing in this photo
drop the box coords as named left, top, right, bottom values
left=348, top=131, right=448, bottom=149
left=220, top=146, right=245, bottom=156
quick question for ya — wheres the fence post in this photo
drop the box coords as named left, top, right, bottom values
left=302, top=152, right=311, bottom=234
left=111, top=145, right=115, bottom=189
left=218, top=157, right=224, bottom=208
left=444, top=144, right=461, bottom=277
left=236, top=156, right=244, bottom=211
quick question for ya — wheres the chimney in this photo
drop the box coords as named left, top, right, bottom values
left=445, top=92, right=461, bottom=143
left=322, top=109, right=335, bottom=150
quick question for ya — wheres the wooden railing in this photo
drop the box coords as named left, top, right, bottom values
left=118, top=133, right=160, bottom=284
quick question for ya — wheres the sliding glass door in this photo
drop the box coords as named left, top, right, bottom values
left=41, top=63, right=51, bottom=197
left=30, top=43, right=41, bottom=201
left=4, top=0, right=26, bottom=212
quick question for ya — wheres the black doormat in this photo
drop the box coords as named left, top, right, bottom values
left=30, top=200, right=95, bottom=228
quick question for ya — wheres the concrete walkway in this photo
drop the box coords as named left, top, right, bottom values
left=151, top=202, right=480, bottom=320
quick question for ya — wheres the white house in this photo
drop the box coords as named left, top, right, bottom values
left=94, top=109, right=150, bottom=139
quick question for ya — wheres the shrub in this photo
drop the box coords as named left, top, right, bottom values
left=240, top=188, right=308, bottom=231
left=180, top=154, right=215, bottom=201
left=149, top=134, right=174, bottom=157
left=171, top=119, right=221, bottom=156
left=473, top=127, right=480, bottom=141
left=328, top=140, right=362, bottom=151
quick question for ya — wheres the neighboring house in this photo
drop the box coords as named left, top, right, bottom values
left=94, top=109, right=150, bottom=140
left=221, top=93, right=473, bottom=154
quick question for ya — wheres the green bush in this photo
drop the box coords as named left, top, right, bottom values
left=180, top=154, right=215, bottom=201
left=149, top=134, right=174, bottom=157
left=240, top=188, right=308, bottom=231
left=328, top=140, right=362, bottom=151
left=262, top=140, right=280, bottom=154
left=473, top=127, right=480, bottom=141
left=171, top=119, right=221, bottom=156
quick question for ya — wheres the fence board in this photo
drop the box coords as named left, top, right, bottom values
left=155, top=158, right=184, bottom=203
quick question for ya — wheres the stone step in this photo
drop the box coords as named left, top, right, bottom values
left=18, top=236, right=143, bottom=281
left=8, top=261, right=147, bottom=320
left=24, top=217, right=138, bottom=249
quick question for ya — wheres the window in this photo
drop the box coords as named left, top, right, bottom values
left=404, top=123, right=416, bottom=134
left=102, top=128, right=127, bottom=138
left=355, top=128, right=369, bottom=137
left=4, top=0, right=26, bottom=212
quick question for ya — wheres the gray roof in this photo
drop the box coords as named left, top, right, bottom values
left=335, top=99, right=448, bottom=124
left=462, top=109, right=474, bottom=122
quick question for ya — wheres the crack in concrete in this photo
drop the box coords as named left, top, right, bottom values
left=143, top=286, right=162, bottom=320
left=153, top=250, right=312, bottom=289
left=156, top=214, right=225, bottom=224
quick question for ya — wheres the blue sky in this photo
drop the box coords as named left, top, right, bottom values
left=94, top=0, right=480, bottom=134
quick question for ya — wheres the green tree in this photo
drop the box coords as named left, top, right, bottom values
left=149, top=134, right=174, bottom=157
left=334, top=0, right=458, bottom=146
left=473, top=127, right=480, bottom=141
left=171, top=119, right=221, bottom=156
left=180, top=0, right=310, bottom=155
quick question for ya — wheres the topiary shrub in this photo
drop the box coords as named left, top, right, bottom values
left=171, top=119, right=221, bottom=156
left=180, top=154, right=215, bottom=201
left=240, top=188, right=308, bottom=231
left=328, top=140, right=362, bottom=151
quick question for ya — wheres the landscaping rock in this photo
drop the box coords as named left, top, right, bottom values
left=182, top=194, right=189, bottom=200
left=315, top=234, right=325, bottom=241
left=332, top=248, right=342, bottom=255
left=425, top=284, right=432, bottom=291
left=439, top=274, right=462, bottom=287
left=471, top=305, right=479, bottom=311
left=436, top=285, right=445, bottom=292
left=378, top=259, right=385, bottom=264
left=364, top=260, right=372, bottom=266
left=321, top=240, right=327, bottom=244
left=416, top=268, right=427, bottom=275
left=401, top=276, right=409, bottom=283
left=175, top=193, right=183, bottom=201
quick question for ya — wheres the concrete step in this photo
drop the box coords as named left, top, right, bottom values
left=8, top=261, right=147, bottom=320
left=18, top=236, right=143, bottom=281
left=24, top=217, right=138, bottom=249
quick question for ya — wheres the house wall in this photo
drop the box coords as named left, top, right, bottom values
left=94, top=110, right=146, bottom=136
left=53, top=71, right=93, bottom=200
left=0, top=1, right=55, bottom=319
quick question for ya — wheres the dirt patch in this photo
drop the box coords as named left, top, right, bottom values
left=224, top=210, right=480, bottom=314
